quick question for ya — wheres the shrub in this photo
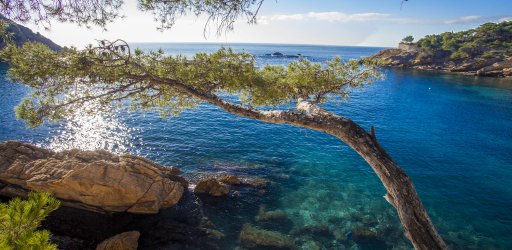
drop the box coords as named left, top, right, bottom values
left=0, top=192, right=61, bottom=250
left=449, top=51, right=469, bottom=61
left=416, top=52, right=431, bottom=62
left=481, top=52, right=497, bottom=59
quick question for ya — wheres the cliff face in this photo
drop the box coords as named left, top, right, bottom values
left=365, top=47, right=512, bottom=77
left=0, top=16, right=61, bottom=51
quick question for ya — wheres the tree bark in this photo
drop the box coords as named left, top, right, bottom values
left=143, top=71, right=448, bottom=250
left=205, top=96, right=447, bottom=249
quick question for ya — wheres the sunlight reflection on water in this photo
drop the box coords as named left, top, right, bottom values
left=46, top=106, right=135, bottom=154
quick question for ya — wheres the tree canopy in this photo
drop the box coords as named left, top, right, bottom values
left=0, top=38, right=447, bottom=250
left=0, top=0, right=448, bottom=249
left=1, top=40, right=380, bottom=128
left=0, top=0, right=264, bottom=32
left=402, top=35, right=414, bottom=43
left=416, top=21, right=512, bottom=60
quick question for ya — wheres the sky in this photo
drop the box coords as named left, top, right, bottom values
left=25, top=0, right=512, bottom=48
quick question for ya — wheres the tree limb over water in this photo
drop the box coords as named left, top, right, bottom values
left=1, top=39, right=447, bottom=250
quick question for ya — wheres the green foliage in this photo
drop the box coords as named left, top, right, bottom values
left=415, top=21, right=512, bottom=61
left=415, top=52, right=431, bottom=62
left=449, top=51, right=469, bottom=61
left=402, top=35, right=414, bottom=43
left=0, top=192, right=61, bottom=250
left=0, top=41, right=380, bottom=127
left=0, top=0, right=123, bottom=28
left=481, top=52, right=497, bottom=59
left=0, top=0, right=264, bottom=33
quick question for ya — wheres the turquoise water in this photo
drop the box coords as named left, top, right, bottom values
left=1, top=44, right=512, bottom=249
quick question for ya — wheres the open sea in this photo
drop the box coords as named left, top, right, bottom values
left=1, top=43, right=512, bottom=249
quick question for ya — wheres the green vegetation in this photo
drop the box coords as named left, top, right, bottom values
left=416, top=21, right=512, bottom=61
left=402, top=35, right=414, bottom=43
left=0, top=41, right=379, bottom=127
left=0, top=1, right=449, bottom=249
left=0, top=17, right=60, bottom=51
left=0, top=192, right=60, bottom=250
left=0, top=0, right=263, bottom=32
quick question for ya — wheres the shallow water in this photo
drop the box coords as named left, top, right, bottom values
left=1, top=43, right=512, bottom=249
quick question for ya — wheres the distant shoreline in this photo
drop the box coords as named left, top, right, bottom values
left=364, top=47, right=512, bottom=78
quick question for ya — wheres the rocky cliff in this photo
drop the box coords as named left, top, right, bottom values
left=365, top=21, right=512, bottom=78
left=364, top=47, right=512, bottom=77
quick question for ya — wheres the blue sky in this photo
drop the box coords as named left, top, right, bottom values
left=27, top=0, right=512, bottom=48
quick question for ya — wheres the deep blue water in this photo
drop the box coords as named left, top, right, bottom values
left=1, top=43, right=512, bottom=249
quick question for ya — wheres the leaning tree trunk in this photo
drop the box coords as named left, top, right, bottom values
left=293, top=101, right=448, bottom=250
left=208, top=96, right=447, bottom=250
left=145, top=74, right=449, bottom=250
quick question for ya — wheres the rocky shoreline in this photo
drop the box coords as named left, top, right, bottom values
left=0, top=141, right=407, bottom=249
left=0, top=141, right=276, bottom=249
left=365, top=47, right=512, bottom=78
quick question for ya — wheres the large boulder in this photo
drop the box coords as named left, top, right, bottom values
left=193, top=178, right=230, bottom=197
left=96, top=231, right=140, bottom=250
left=0, top=141, right=186, bottom=214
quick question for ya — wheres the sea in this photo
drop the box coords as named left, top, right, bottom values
left=1, top=43, right=512, bottom=249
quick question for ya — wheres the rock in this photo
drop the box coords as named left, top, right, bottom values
left=242, top=177, right=270, bottom=188
left=255, top=205, right=287, bottom=221
left=51, top=235, right=90, bottom=250
left=96, top=231, right=140, bottom=250
left=504, top=68, right=512, bottom=77
left=291, top=224, right=331, bottom=237
left=333, top=229, right=348, bottom=241
left=300, top=240, right=322, bottom=250
left=194, top=178, right=230, bottom=196
left=205, top=228, right=225, bottom=239
left=216, top=174, right=269, bottom=188
left=477, top=58, right=512, bottom=76
left=218, top=174, right=242, bottom=185
left=365, top=47, right=512, bottom=78
left=0, top=141, right=186, bottom=214
left=239, top=223, right=296, bottom=249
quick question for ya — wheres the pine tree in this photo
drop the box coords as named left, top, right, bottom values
left=0, top=192, right=60, bottom=250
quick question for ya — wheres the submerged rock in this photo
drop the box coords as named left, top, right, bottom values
left=194, top=177, right=230, bottom=196
left=0, top=141, right=186, bottom=214
left=239, top=223, right=296, bottom=249
left=291, top=224, right=331, bottom=237
left=96, top=231, right=140, bottom=250
left=299, top=240, right=322, bottom=250
left=218, top=174, right=242, bottom=185
left=241, top=177, right=270, bottom=188
left=255, top=205, right=287, bottom=222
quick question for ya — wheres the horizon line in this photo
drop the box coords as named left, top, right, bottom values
left=124, top=41, right=393, bottom=49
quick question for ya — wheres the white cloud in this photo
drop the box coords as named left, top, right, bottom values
left=499, top=16, right=512, bottom=22
left=444, top=16, right=483, bottom=24
left=257, top=14, right=305, bottom=24
left=257, top=12, right=512, bottom=26
left=257, top=11, right=392, bottom=24
left=307, top=12, right=391, bottom=22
